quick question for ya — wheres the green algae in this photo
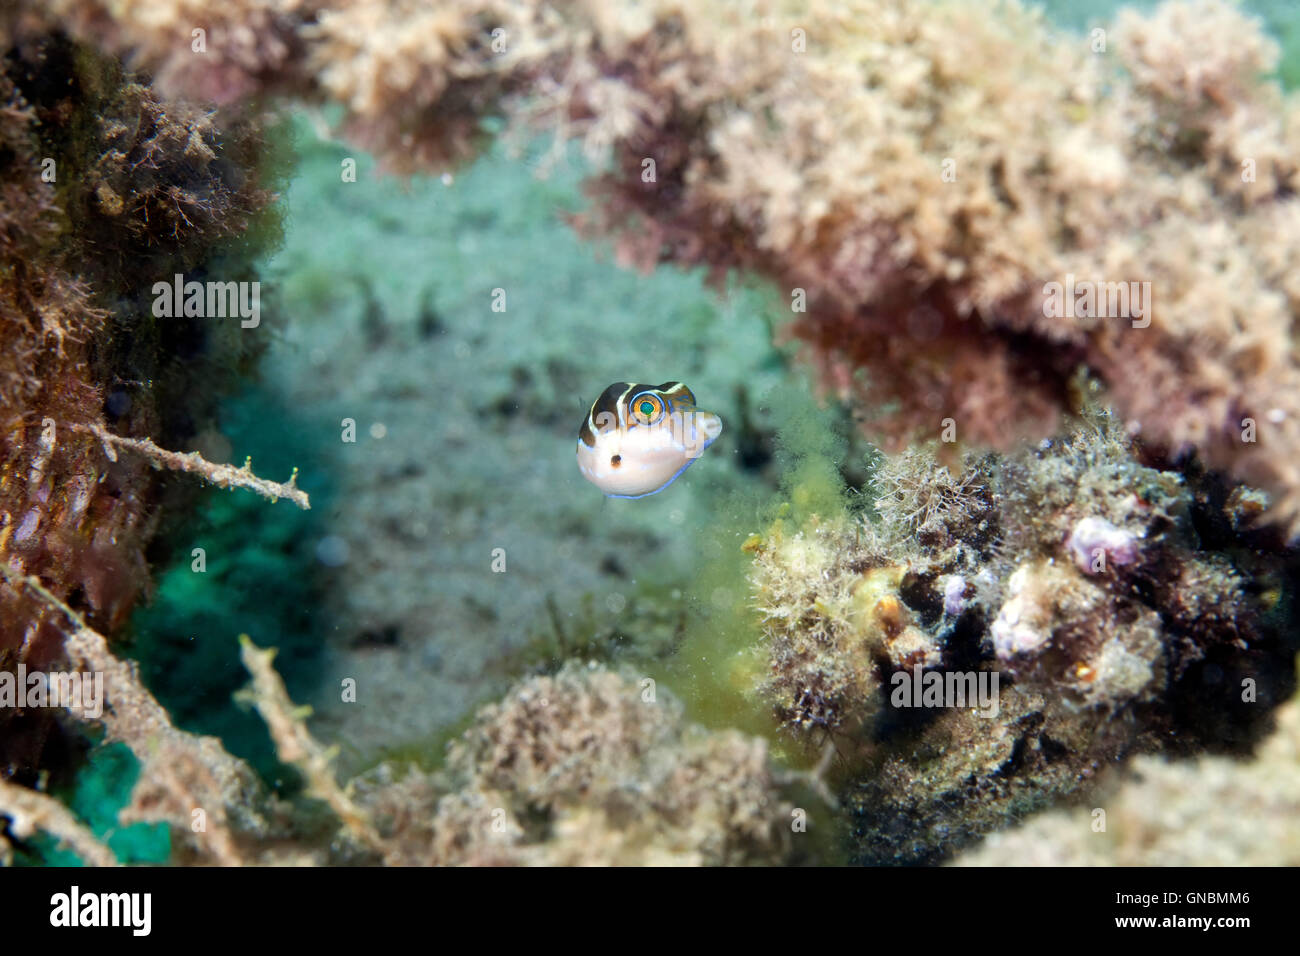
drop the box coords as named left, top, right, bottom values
left=654, top=379, right=857, bottom=767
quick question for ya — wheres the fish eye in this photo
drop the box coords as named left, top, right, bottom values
left=630, top=392, right=665, bottom=425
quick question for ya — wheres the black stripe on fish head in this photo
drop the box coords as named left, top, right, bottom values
left=581, top=382, right=631, bottom=446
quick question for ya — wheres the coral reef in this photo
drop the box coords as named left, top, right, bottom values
left=748, top=408, right=1296, bottom=862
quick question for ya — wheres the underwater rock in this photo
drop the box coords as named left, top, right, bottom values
left=749, top=411, right=1296, bottom=862
left=952, top=676, right=1300, bottom=866
left=990, top=558, right=1165, bottom=708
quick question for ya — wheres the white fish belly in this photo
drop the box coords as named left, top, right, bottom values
left=577, top=412, right=721, bottom=497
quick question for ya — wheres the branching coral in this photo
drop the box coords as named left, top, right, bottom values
left=0, top=774, right=118, bottom=867
left=0, top=567, right=291, bottom=865
left=236, top=635, right=378, bottom=852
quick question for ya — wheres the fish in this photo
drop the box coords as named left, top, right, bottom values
left=576, top=381, right=723, bottom=498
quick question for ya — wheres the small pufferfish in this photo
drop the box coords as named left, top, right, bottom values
left=577, top=381, right=723, bottom=498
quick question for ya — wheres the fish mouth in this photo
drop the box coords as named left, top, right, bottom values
left=696, top=411, right=723, bottom=441
left=677, top=409, right=722, bottom=458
